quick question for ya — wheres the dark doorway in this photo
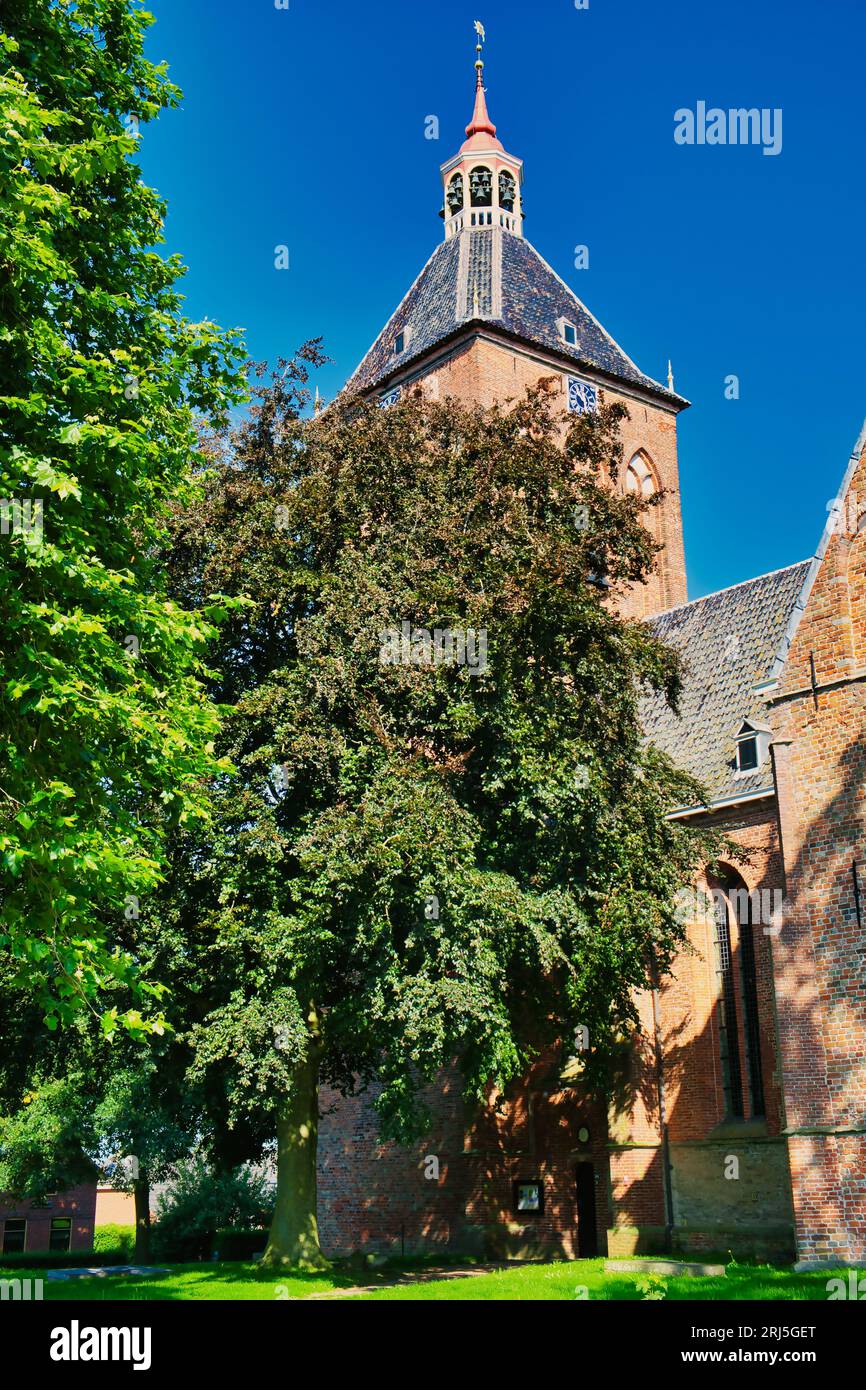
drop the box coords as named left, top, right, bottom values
left=575, top=1162, right=598, bottom=1257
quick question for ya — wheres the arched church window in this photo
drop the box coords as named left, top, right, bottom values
left=446, top=173, right=464, bottom=215
left=469, top=166, right=493, bottom=207
left=499, top=169, right=516, bottom=212
left=707, top=870, right=766, bottom=1119
left=626, top=452, right=658, bottom=499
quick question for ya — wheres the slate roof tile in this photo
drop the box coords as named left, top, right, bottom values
left=344, top=229, right=684, bottom=404
left=642, top=561, right=812, bottom=804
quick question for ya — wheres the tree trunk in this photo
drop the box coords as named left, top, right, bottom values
left=261, top=1015, right=329, bottom=1271
left=133, top=1176, right=151, bottom=1263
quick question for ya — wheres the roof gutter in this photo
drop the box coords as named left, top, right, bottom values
left=666, top=787, right=775, bottom=821
left=354, top=320, right=689, bottom=413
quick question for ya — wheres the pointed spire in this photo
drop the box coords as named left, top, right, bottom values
left=461, top=21, right=504, bottom=152
left=667, top=360, right=675, bottom=392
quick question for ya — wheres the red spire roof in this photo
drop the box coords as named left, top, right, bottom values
left=460, top=63, right=505, bottom=153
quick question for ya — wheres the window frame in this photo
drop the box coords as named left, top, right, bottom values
left=49, top=1217, right=73, bottom=1254
left=2, top=1219, right=27, bottom=1254
left=736, top=736, right=760, bottom=773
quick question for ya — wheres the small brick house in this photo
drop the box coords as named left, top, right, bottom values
left=0, top=1184, right=97, bottom=1256
left=315, top=41, right=865, bottom=1269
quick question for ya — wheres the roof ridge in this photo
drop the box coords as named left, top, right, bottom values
left=765, top=415, right=866, bottom=683
left=516, top=233, right=686, bottom=404
left=648, top=560, right=811, bottom=619
left=342, top=240, right=448, bottom=394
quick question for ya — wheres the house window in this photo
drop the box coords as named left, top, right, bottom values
left=49, top=1218, right=72, bottom=1254
left=736, top=736, right=759, bottom=773
left=562, top=321, right=577, bottom=347
left=393, top=332, right=405, bottom=356
left=2, top=1219, right=26, bottom=1254
left=378, top=387, right=401, bottom=409
left=513, top=1180, right=544, bottom=1215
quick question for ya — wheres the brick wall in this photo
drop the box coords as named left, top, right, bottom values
left=317, top=1066, right=610, bottom=1261
left=769, top=437, right=866, bottom=1265
left=406, top=331, right=688, bottom=617
left=0, top=1184, right=97, bottom=1254
left=608, top=798, right=794, bottom=1257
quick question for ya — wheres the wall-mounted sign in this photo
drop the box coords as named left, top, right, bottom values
left=513, top=1179, right=544, bottom=1215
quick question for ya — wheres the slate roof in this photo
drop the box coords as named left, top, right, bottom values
left=344, top=228, right=686, bottom=405
left=642, top=561, right=812, bottom=805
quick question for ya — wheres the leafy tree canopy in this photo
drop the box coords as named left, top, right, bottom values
left=164, top=359, right=722, bottom=1265
left=0, top=0, right=246, bottom=1033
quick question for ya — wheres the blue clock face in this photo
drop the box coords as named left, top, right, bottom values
left=567, top=377, right=598, bottom=415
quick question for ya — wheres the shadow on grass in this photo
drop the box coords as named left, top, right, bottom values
left=36, top=1257, right=843, bottom=1303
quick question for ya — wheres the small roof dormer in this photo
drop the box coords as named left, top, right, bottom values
left=734, top=718, right=773, bottom=776
left=439, top=22, right=524, bottom=240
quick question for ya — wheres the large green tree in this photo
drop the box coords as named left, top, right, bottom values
left=165, top=360, right=721, bottom=1269
left=0, top=1, right=245, bottom=1032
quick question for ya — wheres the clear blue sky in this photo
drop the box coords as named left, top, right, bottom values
left=140, top=0, right=866, bottom=601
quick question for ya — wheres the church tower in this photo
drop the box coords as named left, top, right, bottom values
left=345, top=29, right=690, bottom=616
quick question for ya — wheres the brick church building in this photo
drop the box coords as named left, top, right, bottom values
left=316, top=41, right=866, bottom=1270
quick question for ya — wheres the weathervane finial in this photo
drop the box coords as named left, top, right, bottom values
left=474, top=20, right=486, bottom=83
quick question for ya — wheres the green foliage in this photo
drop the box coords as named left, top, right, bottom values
left=0, top=0, right=246, bottom=1031
left=0, top=1248, right=125, bottom=1270
left=0, top=1045, right=195, bottom=1209
left=0, top=1077, right=95, bottom=1196
left=92, top=1057, right=192, bottom=1186
left=165, top=360, right=724, bottom=1152
left=150, top=1159, right=273, bottom=1261
left=212, top=1228, right=270, bottom=1261
left=93, top=1224, right=135, bottom=1258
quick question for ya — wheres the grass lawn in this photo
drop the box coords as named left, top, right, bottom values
left=7, top=1259, right=842, bottom=1302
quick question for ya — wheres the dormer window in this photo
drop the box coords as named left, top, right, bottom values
left=562, top=321, right=577, bottom=347
left=393, top=332, right=405, bottom=356
left=734, top=719, right=772, bottom=776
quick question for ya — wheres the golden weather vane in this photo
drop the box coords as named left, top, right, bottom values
left=474, top=20, right=486, bottom=78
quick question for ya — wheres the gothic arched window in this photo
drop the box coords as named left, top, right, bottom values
left=469, top=166, right=493, bottom=207
left=499, top=169, right=516, bottom=212
left=707, top=870, right=766, bottom=1119
left=626, top=452, right=658, bottom=499
left=446, top=173, right=464, bottom=215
